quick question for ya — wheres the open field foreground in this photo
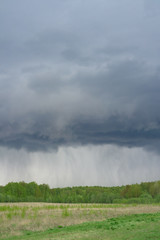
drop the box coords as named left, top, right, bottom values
left=1, top=212, right=160, bottom=240
left=0, top=203, right=160, bottom=239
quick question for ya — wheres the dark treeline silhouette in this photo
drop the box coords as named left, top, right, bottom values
left=0, top=181, right=160, bottom=203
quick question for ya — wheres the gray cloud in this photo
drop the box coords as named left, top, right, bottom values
left=0, top=0, right=160, bottom=185
left=0, top=59, right=160, bottom=151
left=144, top=0, right=160, bottom=17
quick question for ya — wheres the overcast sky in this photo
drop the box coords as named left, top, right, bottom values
left=0, top=0, right=160, bottom=187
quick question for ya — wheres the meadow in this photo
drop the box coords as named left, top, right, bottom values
left=0, top=203, right=160, bottom=239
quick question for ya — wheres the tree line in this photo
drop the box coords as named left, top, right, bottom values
left=0, top=180, right=160, bottom=203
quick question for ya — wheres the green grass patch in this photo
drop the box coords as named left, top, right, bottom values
left=1, top=212, right=160, bottom=240
left=62, top=208, right=72, bottom=217
left=0, top=206, right=21, bottom=212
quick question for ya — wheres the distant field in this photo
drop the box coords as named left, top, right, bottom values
left=0, top=203, right=160, bottom=239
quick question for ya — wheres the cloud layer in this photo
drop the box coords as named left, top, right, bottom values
left=0, top=0, right=160, bottom=186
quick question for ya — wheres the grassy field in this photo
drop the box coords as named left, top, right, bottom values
left=0, top=203, right=160, bottom=239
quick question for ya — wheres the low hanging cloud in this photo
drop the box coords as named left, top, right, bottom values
left=0, top=144, right=159, bottom=187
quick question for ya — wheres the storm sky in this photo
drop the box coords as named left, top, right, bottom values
left=0, top=0, right=160, bottom=187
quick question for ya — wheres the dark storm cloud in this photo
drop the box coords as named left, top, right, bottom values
left=0, top=0, right=160, bottom=152
left=0, top=59, right=160, bottom=152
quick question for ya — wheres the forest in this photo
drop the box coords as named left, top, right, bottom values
left=0, top=180, right=160, bottom=203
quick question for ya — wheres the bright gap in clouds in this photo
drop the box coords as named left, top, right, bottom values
left=0, top=144, right=159, bottom=188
